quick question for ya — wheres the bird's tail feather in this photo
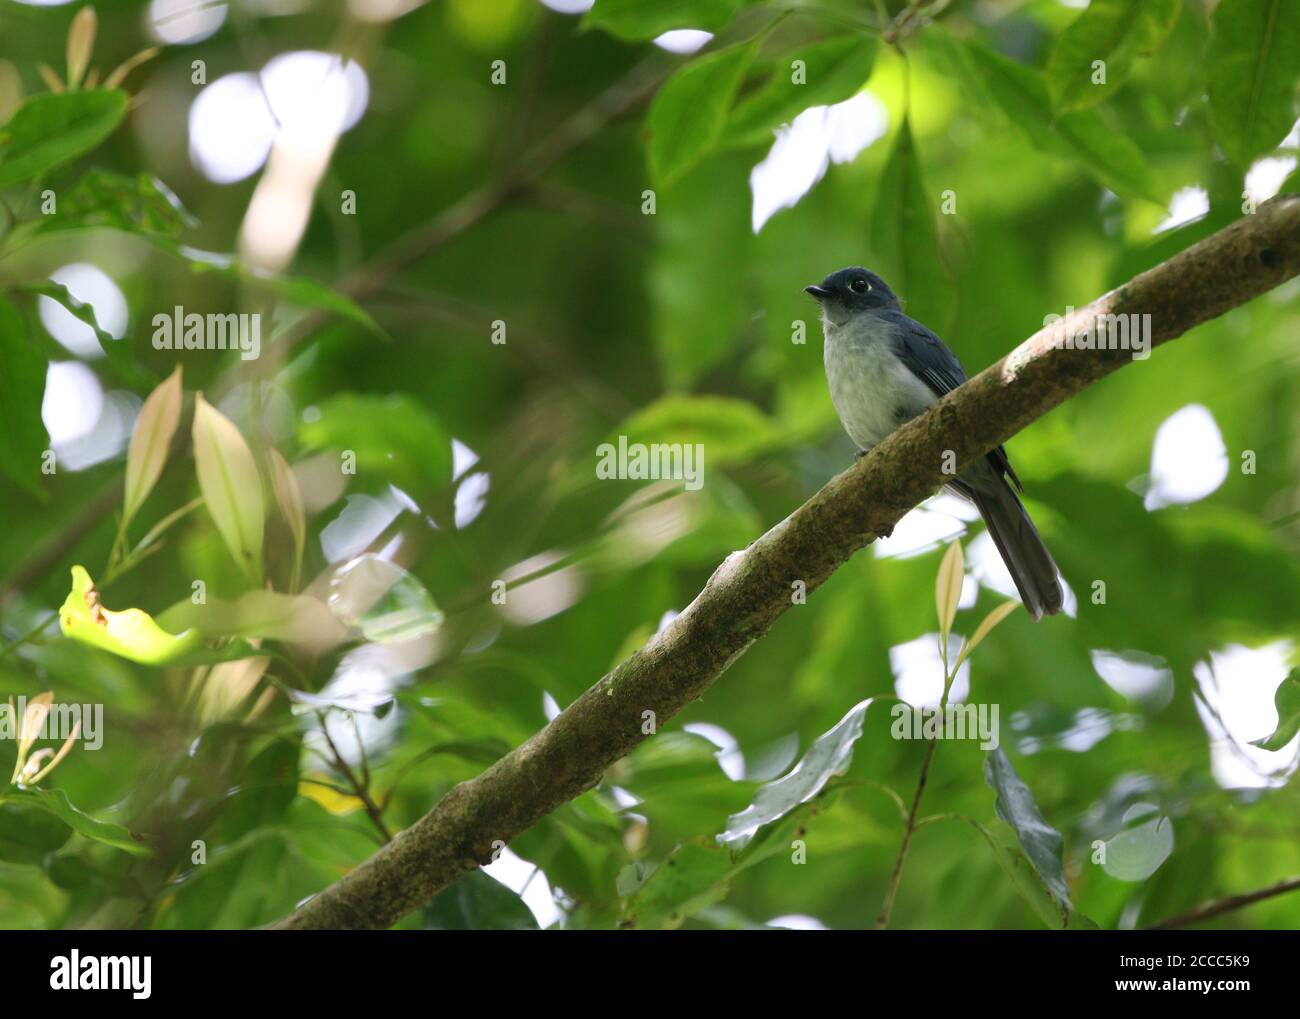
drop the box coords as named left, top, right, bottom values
left=970, top=481, right=1064, bottom=621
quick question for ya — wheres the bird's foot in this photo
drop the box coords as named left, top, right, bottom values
left=855, top=449, right=868, bottom=461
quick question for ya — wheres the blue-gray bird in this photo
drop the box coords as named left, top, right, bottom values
left=806, top=267, right=1064, bottom=619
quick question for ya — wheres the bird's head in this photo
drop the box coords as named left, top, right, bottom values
left=805, top=267, right=900, bottom=325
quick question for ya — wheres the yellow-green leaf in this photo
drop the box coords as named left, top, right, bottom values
left=935, top=540, right=964, bottom=642
left=66, top=7, right=97, bottom=90
left=956, top=600, right=1021, bottom=669
left=122, top=364, right=182, bottom=528
left=192, top=393, right=264, bottom=583
left=59, top=564, right=202, bottom=665
left=267, top=448, right=305, bottom=582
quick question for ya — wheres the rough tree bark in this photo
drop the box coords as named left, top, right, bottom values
left=274, top=194, right=1300, bottom=930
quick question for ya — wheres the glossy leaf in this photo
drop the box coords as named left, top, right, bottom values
left=984, top=747, right=1071, bottom=914
left=1250, top=667, right=1300, bottom=751
left=718, top=698, right=873, bottom=848
left=0, top=90, right=127, bottom=187
left=6, top=787, right=150, bottom=856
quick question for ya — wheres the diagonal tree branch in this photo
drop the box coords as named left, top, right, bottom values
left=275, top=195, right=1300, bottom=929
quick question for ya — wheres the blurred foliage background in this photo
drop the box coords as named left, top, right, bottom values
left=0, top=0, right=1298, bottom=930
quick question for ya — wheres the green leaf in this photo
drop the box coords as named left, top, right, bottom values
left=1250, top=667, right=1300, bottom=751
left=649, top=39, right=759, bottom=187
left=0, top=296, right=49, bottom=499
left=582, top=0, right=743, bottom=41
left=614, top=393, right=782, bottom=470
left=40, top=169, right=196, bottom=237
left=298, top=392, right=452, bottom=496
left=1207, top=0, right=1300, bottom=167
left=6, top=787, right=150, bottom=856
left=726, top=37, right=877, bottom=147
left=1046, top=0, right=1182, bottom=113
left=871, top=117, right=955, bottom=332
left=983, top=747, right=1071, bottom=914
left=962, top=41, right=1157, bottom=201
left=425, top=870, right=539, bottom=930
left=193, top=393, right=265, bottom=584
left=624, top=838, right=736, bottom=929
left=718, top=698, right=873, bottom=848
left=0, top=798, right=71, bottom=864
left=0, top=90, right=128, bottom=187
left=59, top=564, right=205, bottom=666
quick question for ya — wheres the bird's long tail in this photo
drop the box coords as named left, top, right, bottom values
left=968, top=480, right=1064, bottom=621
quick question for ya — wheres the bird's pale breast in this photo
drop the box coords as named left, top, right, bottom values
left=822, top=313, right=936, bottom=451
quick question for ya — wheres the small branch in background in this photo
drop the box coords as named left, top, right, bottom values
left=318, top=712, right=392, bottom=844
left=875, top=737, right=939, bottom=929
left=1147, top=876, right=1300, bottom=930
left=0, top=479, right=120, bottom=609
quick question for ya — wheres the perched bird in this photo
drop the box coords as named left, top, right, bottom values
left=806, top=267, right=1064, bottom=619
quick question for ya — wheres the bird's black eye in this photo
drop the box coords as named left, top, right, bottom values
left=850, top=277, right=870, bottom=294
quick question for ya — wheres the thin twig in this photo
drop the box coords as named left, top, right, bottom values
left=1147, top=876, right=1300, bottom=930
left=318, top=712, right=392, bottom=843
left=875, top=737, right=939, bottom=929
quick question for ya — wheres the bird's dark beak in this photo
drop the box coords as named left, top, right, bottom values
left=805, top=284, right=831, bottom=299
